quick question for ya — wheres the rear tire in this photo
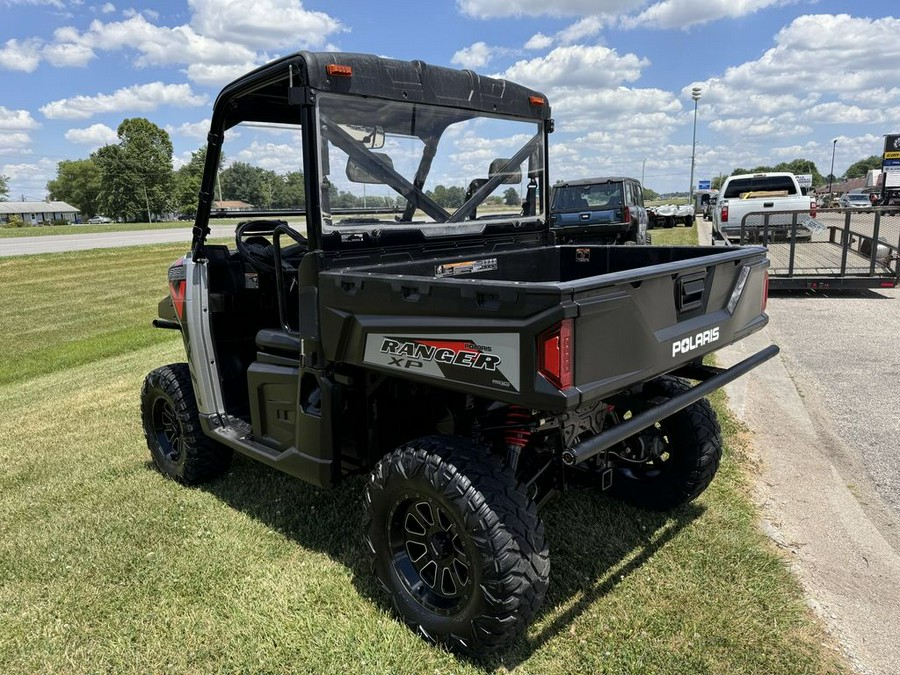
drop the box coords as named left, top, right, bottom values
left=608, top=376, right=722, bottom=511
left=366, top=435, right=549, bottom=655
left=140, top=363, right=232, bottom=484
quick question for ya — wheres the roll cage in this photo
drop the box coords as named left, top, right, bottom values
left=190, top=51, right=552, bottom=261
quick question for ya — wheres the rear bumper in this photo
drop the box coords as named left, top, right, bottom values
left=561, top=344, right=780, bottom=465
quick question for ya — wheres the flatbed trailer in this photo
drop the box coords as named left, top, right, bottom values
left=716, top=208, right=900, bottom=290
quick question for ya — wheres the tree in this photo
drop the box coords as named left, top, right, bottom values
left=278, top=170, right=305, bottom=209
left=46, top=159, right=101, bottom=216
left=172, top=147, right=214, bottom=216
left=712, top=158, right=825, bottom=189
left=503, top=187, right=519, bottom=206
left=93, top=118, right=174, bottom=221
left=844, top=155, right=882, bottom=180
left=643, top=186, right=659, bottom=201
left=220, top=161, right=263, bottom=205
left=0, top=174, right=8, bottom=201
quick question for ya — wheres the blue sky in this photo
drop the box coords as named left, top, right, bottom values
left=1, top=0, right=898, bottom=199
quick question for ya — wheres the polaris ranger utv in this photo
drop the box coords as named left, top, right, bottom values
left=141, top=51, right=778, bottom=655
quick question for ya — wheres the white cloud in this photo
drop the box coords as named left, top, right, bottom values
left=457, top=0, right=643, bottom=19
left=64, top=123, right=119, bottom=147
left=43, top=41, right=95, bottom=67
left=184, top=62, right=262, bottom=88
left=451, top=42, right=494, bottom=69
left=0, top=108, right=40, bottom=155
left=101, top=3, right=116, bottom=13
left=499, top=45, right=648, bottom=89
left=524, top=33, right=553, bottom=50
left=0, top=38, right=43, bottom=72
left=168, top=119, right=212, bottom=139
left=40, top=82, right=209, bottom=120
left=0, top=107, right=40, bottom=132
left=189, top=0, right=344, bottom=50
left=623, top=0, right=791, bottom=30
left=0, top=132, right=32, bottom=154
left=557, top=16, right=604, bottom=44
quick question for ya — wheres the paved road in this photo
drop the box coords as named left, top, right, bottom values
left=0, top=225, right=237, bottom=257
left=704, top=216, right=900, bottom=674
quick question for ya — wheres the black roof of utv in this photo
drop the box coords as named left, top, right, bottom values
left=211, top=51, right=551, bottom=132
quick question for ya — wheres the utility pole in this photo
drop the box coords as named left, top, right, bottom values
left=689, top=86, right=702, bottom=205
left=641, top=158, right=646, bottom=185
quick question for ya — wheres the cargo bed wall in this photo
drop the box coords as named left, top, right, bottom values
left=316, top=244, right=771, bottom=412
left=329, top=244, right=753, bottom=283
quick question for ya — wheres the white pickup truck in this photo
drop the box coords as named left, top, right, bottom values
left=712, top=172, right=816, bottom=242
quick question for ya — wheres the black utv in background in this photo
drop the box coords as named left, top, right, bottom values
left=141, top=51, right=777, bottom=655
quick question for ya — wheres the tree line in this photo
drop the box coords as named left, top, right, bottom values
left=709, top=156, right=883, bottom=191
left=43, top=117, right=523, bottom=220
left=43, top=117, right=885, bottom=217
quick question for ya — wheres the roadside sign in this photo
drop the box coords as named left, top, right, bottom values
left=698, top=180, right=711, bottom=190
left=884, top=134, right=900, bottom=160
left=795, top=174, right=812, bottom=188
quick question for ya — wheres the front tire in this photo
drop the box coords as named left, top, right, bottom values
left=140, top=363, right=232, bottom=484
left=608, top=376, right=722, bottom=511
left=366, top=436, right=549, bottom=655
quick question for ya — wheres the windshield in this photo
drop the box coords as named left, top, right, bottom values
left=552, top=183, right=623, bottom=211
left=724, top=176, right=798, bottom=199
left=316, top=94, right=545, bottom=235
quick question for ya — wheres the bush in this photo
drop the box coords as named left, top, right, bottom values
left=1, top=216, right=26, bottom=228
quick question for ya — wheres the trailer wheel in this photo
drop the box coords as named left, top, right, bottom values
left=607, top=376, right=721, bottom=511
left=366, top=435, right=549, bottom=655
left=140, top=363, right=232, bottom=484
left=665, top=216, right=675, bottom=229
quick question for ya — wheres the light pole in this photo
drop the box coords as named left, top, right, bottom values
left=828, top=138, right=838, bottom=201
left=688, top=86, right=702, bottom=206
left=641, top=158, right=646, bottom=185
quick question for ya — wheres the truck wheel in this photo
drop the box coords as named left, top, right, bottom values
left=608, top=376, right=721, bottom=511
left=140, top=363, right=232, bottom=484
left=366, top=435, right=549, bottom=655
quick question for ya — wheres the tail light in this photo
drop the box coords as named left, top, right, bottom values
left=762, top=271, right=769, bottom=313
left=810, top=201, right=817, bottom=218
left=721, top=204, right=729, bottom=222
left=622, top=205, right=631, bottom=224
left=538, top=319, right=574, bottom=390
left=167, top=258, right=187, bottom=320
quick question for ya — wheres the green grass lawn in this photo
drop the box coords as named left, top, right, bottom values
left=0, top=231, right=847, bottom=673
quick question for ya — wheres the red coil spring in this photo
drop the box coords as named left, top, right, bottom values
left=503, top=406, right=533, bottom=449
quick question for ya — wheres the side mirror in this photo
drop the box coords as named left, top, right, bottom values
left=339, top=124, right=385, bottom=149
left=489, top=158, right=522, bottom=185
left=346, top=152, right=394, bottom=184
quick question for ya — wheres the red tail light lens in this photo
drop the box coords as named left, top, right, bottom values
left=538, top=319, right=574, bottom=390
left=169, top=280, right=186, bottom=320
left=721, top=204, right=729, bottom=222
left=622, top=205, right=631, bottom=224
left=810, top=201, right=817, bottom=218
left=762, top=271, right=769, bottom=313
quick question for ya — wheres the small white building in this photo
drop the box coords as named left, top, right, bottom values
left=0, top=201, right=81, bottom=225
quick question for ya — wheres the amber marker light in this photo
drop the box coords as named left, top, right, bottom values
left=326, top=64, right=353, bottom=77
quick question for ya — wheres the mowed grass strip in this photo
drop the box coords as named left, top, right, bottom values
left=0, top=243, right=221, bottom=386
left=0, top=232, right=847, bottom=673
